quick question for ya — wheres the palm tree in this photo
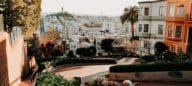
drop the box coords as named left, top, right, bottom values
left=120, top=6, right=139, bottom=38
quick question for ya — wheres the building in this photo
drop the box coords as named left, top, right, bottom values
left=137, top=0, right=166, bottom=54
left=0, top=15, right=27, bottom=86
left=165, top=0, right=192, bottom=56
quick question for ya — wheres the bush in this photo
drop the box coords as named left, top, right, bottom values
left=52, top=58, right=117, bottom=67
left=154, top=42, right=167, bottom=56
left=35, top=72, right=79, bottom=86
left=110, top=62, right=192, bottom=72
left=176, top=52, right=191, bottom=62
left=158, top=50, right=177, bottom=62
left=76, top=46, right=96, bottom=57
left=141, top=55, right=155, bottom=63
left=100, top=39, right=114, bottom=53
left=67, top=50, right=76, bottom=58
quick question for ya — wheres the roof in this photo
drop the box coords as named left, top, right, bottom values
left=138, top=0, right=166, bottom=4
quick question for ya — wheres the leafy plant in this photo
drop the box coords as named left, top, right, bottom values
left=176, top=52, right=191, bottom=63
left=120, top=6, right=139, bottom=38
left=100, top=39, right=114, bottom=54
left=35, top=72, right=79, bottom=86
left=76, top=46, right=96, bottom=57
left=158, top=50, right=176, bottom=62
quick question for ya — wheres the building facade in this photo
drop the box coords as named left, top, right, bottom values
left=165, top=0, right=192, bottom=56
left=137, top=0, right=166, bottom=54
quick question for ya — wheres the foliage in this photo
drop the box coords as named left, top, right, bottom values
left=46, top=28, right=60, bottom=42
left=110, top=62, right=192, bottom=72
left=154, top=42, right=168, bottom=56
left=158, top=51, right=177, bottom=62
left=120, top=6, right=139, bottom=37
left=141, top=55, right=156, bottom=63
left=3, top=0, right=42, bottom=38
left=76, top=46, right=96, bottom=57
left=67, top=50, right=76, bottom=58
left=100, top=39, right=114, bottom=53
left=52, top=58, right=117, bottom=67
left=176, top=52, right=191, bottom=63
left=50, top=47, right=63, bottom=56
left=35, top=72, right=79, bottom=86
left=4, top=1, right=25, bottom=32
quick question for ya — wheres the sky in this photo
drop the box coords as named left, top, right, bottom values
left=42, top=0, right=149, bottom=16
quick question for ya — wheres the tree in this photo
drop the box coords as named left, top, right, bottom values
left=154, top=42, right=167, bottom=56
left=3, top=0, right=42, bottom=38
left=120, top=6, right=139, bottom=38
left=67, top=50, right=76, bottom=58
left=46, top=28, right=60, bottom=43
left=100, top=39, right=114, bottom=54
left=4, top=1, right=25, bottom=32
left=76, top=46, right=96, bottom=57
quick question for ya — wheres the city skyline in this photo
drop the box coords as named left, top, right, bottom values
left=42, top=0, right=149, bottom=16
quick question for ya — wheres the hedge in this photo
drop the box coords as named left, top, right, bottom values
left=110, top=62, right=192, bottom=72
left=52, top=58, right=117, bottom=67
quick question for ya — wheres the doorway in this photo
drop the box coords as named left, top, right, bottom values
left=188, top=27, right=192, bottom=56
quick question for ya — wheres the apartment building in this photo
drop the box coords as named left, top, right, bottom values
left=165, top=0, right=192, bottom=56
left=137, top=0, right=166, bottom=54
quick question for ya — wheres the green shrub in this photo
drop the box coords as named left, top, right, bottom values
left=35, top=72, right=79, bottom=86
left=52, top=58, right=117, bottom=67
left=158, top=50, right=177, bottom=62
left=110, top=62, right=192, bottom=72
left=176, top=52, right=191, bottom=63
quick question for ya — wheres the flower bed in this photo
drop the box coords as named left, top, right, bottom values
left=110, top=62, right=192, bottom=72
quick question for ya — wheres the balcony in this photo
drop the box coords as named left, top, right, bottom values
left=166, top=16, right=185, bottom=22
left=139, top=16, right=165, bottom=21
left=136, top=32, right=163, bottom=39
left=185, top=14, right=192, bottom=22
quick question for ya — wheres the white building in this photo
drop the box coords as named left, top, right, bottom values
left=102, top=22, right=116, bottom=33
left=137, top=0, right=166, bottom=55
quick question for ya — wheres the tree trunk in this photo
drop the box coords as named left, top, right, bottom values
left=131, top=23, right=134, bottom=38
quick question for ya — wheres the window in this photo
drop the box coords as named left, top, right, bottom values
left=139, top=7, right=143, bottom=16
left=176, top=5, right=184, bottom=16
left=158, top=25, right=163, bottom=35
left=175, top=26, right=182, bottom=38
left=177, top=47, right=182, bottom=53
left=144, top=41, right=149, bottom=48
left=169, top=4, right=175, bottom=16
left=159, top=6, right=165, bottom=16
left=168, top=25, right=173, bottom=37
left=172, top=45, right=176, bottom=52
left=144, top=24, right=149, bottom=32
left=139, top=24, right=142, bottom=32
left=144, top=7, right=149, bottom=16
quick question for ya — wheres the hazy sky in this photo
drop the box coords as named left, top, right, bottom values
left=42, top=0, right=148, bottom=16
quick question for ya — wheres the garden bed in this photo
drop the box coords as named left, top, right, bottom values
left=109, top=62, right=192, bottom=82
left=52, top=58, right=117, bottom=67
left=110, top=62, right=192, bottom=72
